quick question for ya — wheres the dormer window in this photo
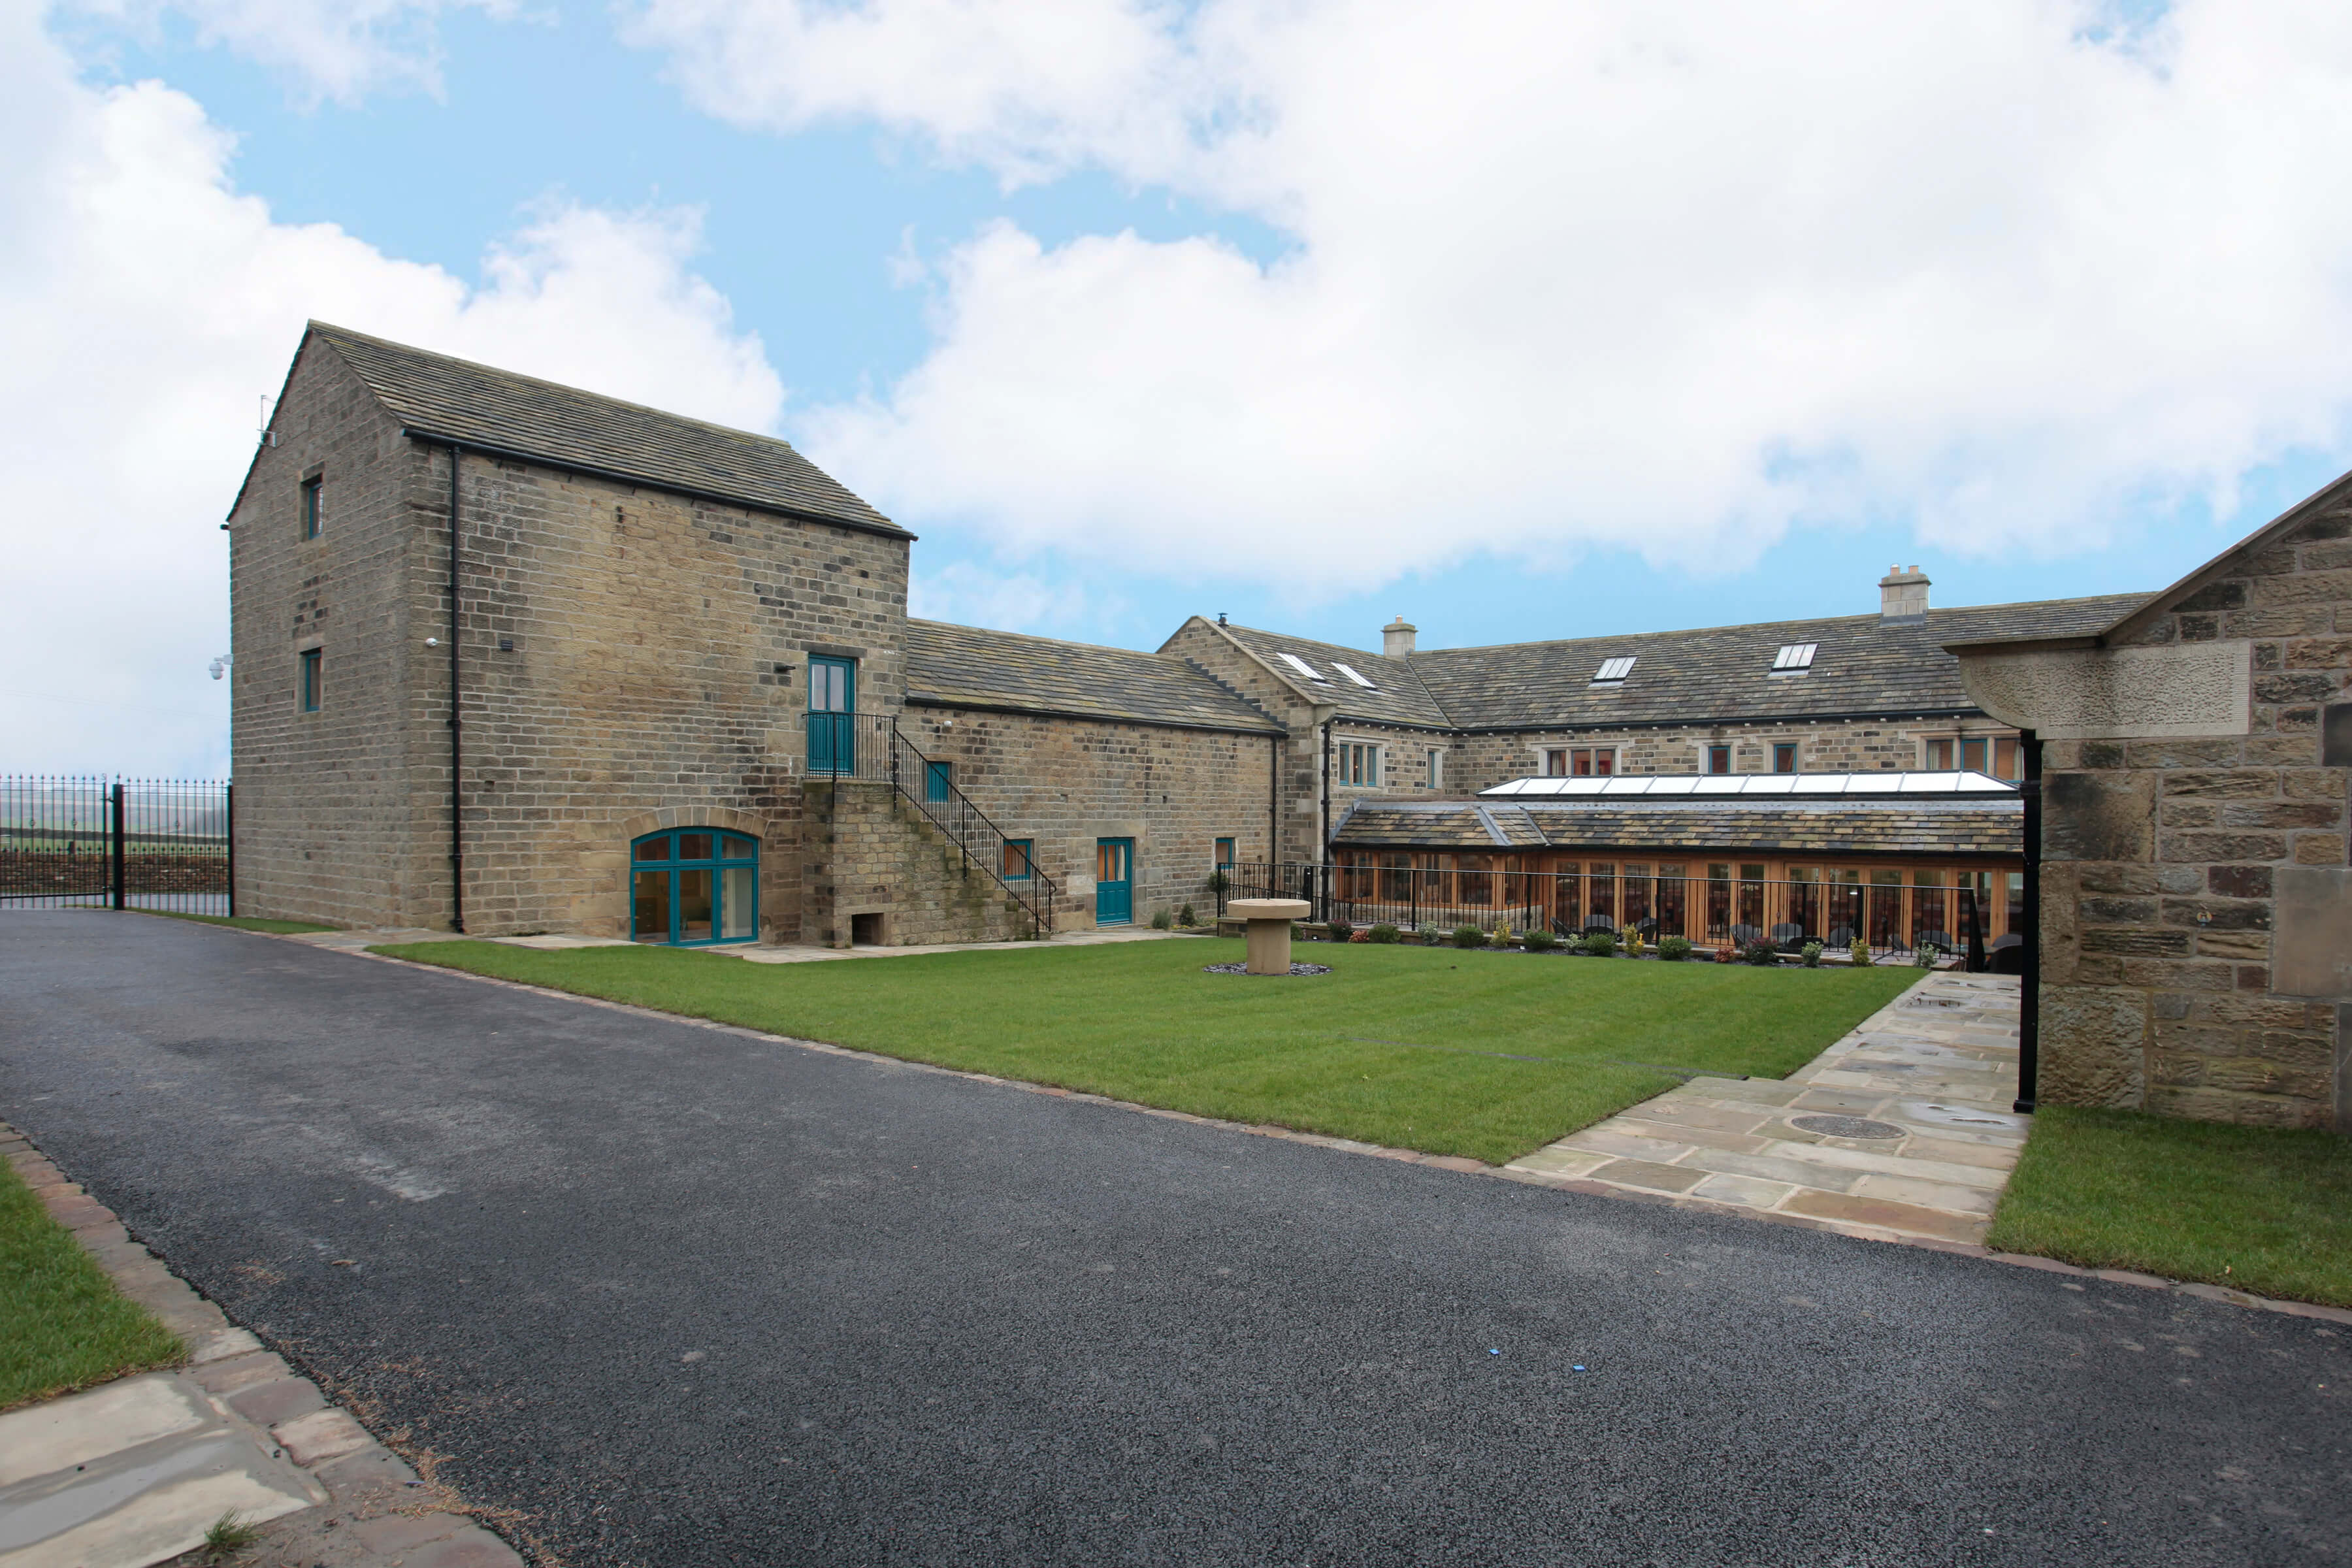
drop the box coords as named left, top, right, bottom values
left=1332, top=662, right=1378, bottom=689
left=1277, top=652, right=1330, bottom=683
left=1771, top=643, right=1818, bottom=674
left=1591, top=656, right=1635, bottom=685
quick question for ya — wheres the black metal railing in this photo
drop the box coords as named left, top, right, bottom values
left=1218, top=862, right=1998, bottom=967
left=805, top=712, right=1058, bottom=936
left=1, top=776, right=232, bottom=916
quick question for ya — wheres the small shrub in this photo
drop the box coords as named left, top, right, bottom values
left=1743, top=938, right=1779, bottom=966
left=1801, top=940, right=1824, bottom=968
left=1850, top=938, right=1872, bottom=968
left=1523, top=928, right=1558, bottom=952
left=1488, top=927, right=1515, bottom=947
left=1327, top=919, right=1354, bottom=942
left=1716, top=944, right=1739, bottom=963
left=1150, top=908, right=1173, bottom=930
left=1452, top=924, right=1486, bottom=949
left=1177, top=904, right=1196, bottom=927
left=1367, top=923, right=1401, bottom=943
left=1207, top=870, right=1230, bottom=896
left=1348, top=928, right=1371, bottom=942
left=1623, top=928, right=1646, bottom=958
left=1658, top=935, right=1692, bottom=962
left=1915, top=943, right=1942, bottom=968
left=1414, top=922, right=1442, bottom=944
left=1582, top=930, right=1616, bottom=957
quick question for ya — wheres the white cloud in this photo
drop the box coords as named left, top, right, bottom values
left=58, top=0, right=512, bottom=101
left=636, top=0, right=2352, bottom=592
left=0, top=2, right=784, bottom=771
left=908, top=557, right=1115, bottom=638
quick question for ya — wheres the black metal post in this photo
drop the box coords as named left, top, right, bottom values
left=2016, top=732, right=2042, bottom=1113
left=225, top=782, right=235, bottom=919
left=110, top=782, right=125, bottom=910
left=1965, top=885, right=1985, bottom=973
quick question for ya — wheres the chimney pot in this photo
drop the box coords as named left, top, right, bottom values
left=1382, top=614, right=1417, bottom=658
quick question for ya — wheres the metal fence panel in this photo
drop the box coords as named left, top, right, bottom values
left=0, top=776, right=231, bottom=916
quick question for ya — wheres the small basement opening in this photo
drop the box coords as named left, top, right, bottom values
left=850, top=911, right=887, bottom=947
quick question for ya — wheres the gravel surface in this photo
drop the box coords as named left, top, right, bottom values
left=3, top=911, right=2345, bottom=1567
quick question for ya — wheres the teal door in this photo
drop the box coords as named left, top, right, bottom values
left=1096, top=838, right=1134, bottom=925
left=808, top=655, right=857, bottom=774
left=926, top=760, right=953, bottom=802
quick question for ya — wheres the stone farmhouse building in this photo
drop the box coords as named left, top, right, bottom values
left=227, top=325, right=2347, bottom=1130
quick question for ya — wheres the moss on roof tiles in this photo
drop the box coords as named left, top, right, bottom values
left=310, top=323, right=903, bottom=534
left=1335, top=800, right=2021, bottom=857
left=1220, top=594, right=2150, bottom=731
left=906, top=621, right=1284, bottom=733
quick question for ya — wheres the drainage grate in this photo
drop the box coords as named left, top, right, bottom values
left=1789, top=1114, right=1904, bottom=1140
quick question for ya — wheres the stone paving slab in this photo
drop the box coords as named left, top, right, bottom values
left=1505, top=970, right=2026, bottom=1244
left=0, top=1122, right=523, bottom=1568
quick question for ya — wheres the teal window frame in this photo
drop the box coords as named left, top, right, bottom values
left=1215, top=836, right=1235, bottom=869
left=1772, top=743, right=1797, bottom=774
left=300, top=475, right=321, bottom=540
left=1003, top=838, right=1034, bottom=881
left=298, top=647, right=321, bottom=712
left=926, top=759, right=953, bottom=802
left=1707, top=744, right=1731, bottom=774
left=629, top=829, right=760, bottom=946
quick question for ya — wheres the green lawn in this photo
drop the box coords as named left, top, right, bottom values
left=136, top=910, right=338, bottom=934
left=0, top=1158, right=183, bottom=1409
left=376, top=939, right=1921, bottom=1164
left=1987, top=1105, right=2352, bottom=1309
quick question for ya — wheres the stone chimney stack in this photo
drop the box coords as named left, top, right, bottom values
left=1878, top=565, right=1929, bottom=624
left=1382, top=615, right=1417, bottom=657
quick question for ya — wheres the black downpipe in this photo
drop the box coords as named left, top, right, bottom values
left=225, top=783, right=235, bottom=919
left=2016, top=730, right=2042, bottom=1113
left=1318, top=721, right=1331, bottom=864
left=1267, top=734, right=1278, bottom=868
left=447, top=444, right=465, bottom=934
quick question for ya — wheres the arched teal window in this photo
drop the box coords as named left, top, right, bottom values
left=631, top=830, right=759, bottom=945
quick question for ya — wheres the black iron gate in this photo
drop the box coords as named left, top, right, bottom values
left=0, top=776, right=232, bottom=916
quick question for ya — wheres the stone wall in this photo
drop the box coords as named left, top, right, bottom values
left=900, top=704, right=1277, bottom=927
left=1153, top=621, right=1322, bottom=863
left=229, top=343, right=436, bottom=929
left=232, top=335, right=914, bottom=939
left=804, top=781, right=1026, bottom=946
left=2029, top=504, right=2351, bottom=1128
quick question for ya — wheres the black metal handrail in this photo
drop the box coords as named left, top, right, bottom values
left=805, top=712, right=1058, bottom=936
left=1218, top=861, right=1997, bottom=968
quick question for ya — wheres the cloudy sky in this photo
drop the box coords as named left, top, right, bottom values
left=8, top=0, right=2352, bottom=774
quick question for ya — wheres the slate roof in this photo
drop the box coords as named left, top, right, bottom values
left=1220, top=594, right=2149, bottom=732
left=1332, top=799, right=2022, bottom=858
left=306, top=323, right=905, bottom=536
left=906, top=620, right=1283, bottom=734
left=1213, top=625, right=1452, bottom=727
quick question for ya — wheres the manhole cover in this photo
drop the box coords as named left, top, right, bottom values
left=1789, top=1114, right=1904, bottom=1140
left=1203, top=962, right=1332, bottom=977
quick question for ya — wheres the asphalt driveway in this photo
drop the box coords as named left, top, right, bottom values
left=2, top=911, right=2345, bottom=1567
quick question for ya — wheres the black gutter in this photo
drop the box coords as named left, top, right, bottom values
left=2015, top=731, right=2042, bottom=1113
left=446, top=442, right=465, bottom=935
left=1319, top=720, right=1331, bottom=859
left=396, top=426, right=915, bottom=544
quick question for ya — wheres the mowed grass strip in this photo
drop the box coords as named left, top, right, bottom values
left=378, top=939, right=1921, bottom=1164
left=0, top=1158, right=183, bottom=1409
left=1987, top=1105, right=2352, bottom=1309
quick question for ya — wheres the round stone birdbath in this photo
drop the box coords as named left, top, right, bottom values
left=1227, top=898, right=1313, bottom=975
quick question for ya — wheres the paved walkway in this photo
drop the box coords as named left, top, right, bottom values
left=1507, top=970, right=2027, bottom=1245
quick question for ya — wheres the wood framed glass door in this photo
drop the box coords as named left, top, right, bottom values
left=1095, top=838, right=1134, bottom=925
left=808, top=655, right=857, bottom=774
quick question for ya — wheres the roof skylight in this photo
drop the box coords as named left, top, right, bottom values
left=1592, top=656, right=1636, bottom=684
left=1277, top=652, right=1330, bottom=682
left=1332, top=662, right=1378, bottom=689
left=1771, top=643, right=1819, bottom=672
